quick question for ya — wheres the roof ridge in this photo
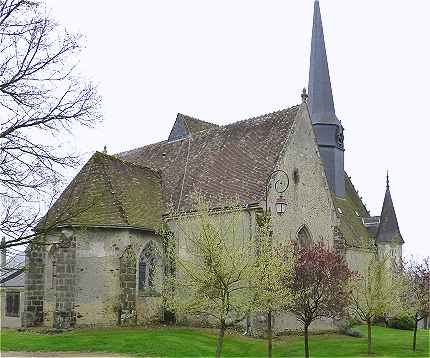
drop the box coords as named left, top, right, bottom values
left=221, top=105, right=300, bottom=129
left=116, top=105, right=300, bottom=159
left=94, top=151, right=161, bottom=179
left=98, top=158, right=130, bottom=225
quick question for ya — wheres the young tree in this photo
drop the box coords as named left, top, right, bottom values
left=251, top=213, right=294, bottom=358
left=401, top=257, right=430, bottom=352
left=287, top=241, right=353, bottom=358
left=163, top=198, right=255, bottom=358
left=350, top=254, right=402, bottom=355
left=0, top=0, right=101, bottom=250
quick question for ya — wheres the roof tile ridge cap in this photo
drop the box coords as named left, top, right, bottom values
left=97, top=156, right=130, bottom=225
left=96, top=151, right=162, bottom=179
left=222, top=105, right=300, bottom=129
left=115, top=139, right=169, bottom=156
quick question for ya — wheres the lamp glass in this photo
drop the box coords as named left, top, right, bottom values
left=275, top=197, right=287, bottom=215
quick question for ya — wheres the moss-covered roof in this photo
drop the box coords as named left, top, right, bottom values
left=333, top=174, right=373, bottom=248
left=39, top=152, right=163, bottom=231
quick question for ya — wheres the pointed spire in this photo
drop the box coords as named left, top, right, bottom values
left=308, top=1, right=339, bottom=125
left=376, top=174, right=404, bottom=244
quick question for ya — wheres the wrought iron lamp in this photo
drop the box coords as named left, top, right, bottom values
left=265, top=169, right=289, bottom=215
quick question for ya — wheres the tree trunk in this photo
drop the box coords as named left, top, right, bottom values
left=215, top=320, right=226, bottom=358
left=413, top=316, right=418, bottom=352
left=367, top=320, right=372, bottom=355
left=304, top=323, right=310, bottom=358
left=267, top=310, right=273, bottom=358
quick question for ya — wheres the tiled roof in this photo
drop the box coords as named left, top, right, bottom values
left=183, top=115, right=219, bottom=136
left=168, top=113, right=219, bottom=142
left=40, top=152, right=163, bottom=231
left=119, top=106, right=300, bottom=211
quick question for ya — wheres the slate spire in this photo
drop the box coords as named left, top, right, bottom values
left=376, top=173, right=404, bottom=244
left=307, top=1, right=345, bottom=197
left=308, top=0, right=339, bottom=125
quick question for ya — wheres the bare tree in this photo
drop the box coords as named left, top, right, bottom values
left=0, top=0, right=101, bottom=250
left=401, top=257, right=430, bottom=352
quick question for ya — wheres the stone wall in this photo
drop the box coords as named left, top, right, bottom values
left=333, top=227, right=346, bottom=257
left=345, top=247, right=375, bottom=275
left=23, top=244, right=45, bottom=326
left=119, top=247, right=137, bottom=325
left=270, top=105, right=338, bottom=248
left=53, top=237, right=76, bottom=329
left=377, top=242, right=402, bottom=266
left=42, top=227, right=162, bottom=327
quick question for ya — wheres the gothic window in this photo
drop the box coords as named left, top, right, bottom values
left=47, top=245, right=57, bottom=289
left=138, top=242, right=157, bottom=291
left=5, top=291, right=20, bottom=317
left=297, top=225, right=312, bottom=248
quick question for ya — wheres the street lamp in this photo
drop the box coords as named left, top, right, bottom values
left=275, top=195, right=287, bottom=215
left=265, top=169, right=289, bottom=215
left=263, top=169, right=289, bottom=358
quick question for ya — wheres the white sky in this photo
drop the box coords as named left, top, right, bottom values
left=45, top=0, right=429, bottom=259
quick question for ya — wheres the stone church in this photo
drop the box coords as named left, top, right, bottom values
left=23, top=1, right=403, bottom=331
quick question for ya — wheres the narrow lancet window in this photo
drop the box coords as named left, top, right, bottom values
left=138, top=242, right=157, bottom=290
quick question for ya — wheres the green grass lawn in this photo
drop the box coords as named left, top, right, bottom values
left=1, top=325, right=429, bottom=357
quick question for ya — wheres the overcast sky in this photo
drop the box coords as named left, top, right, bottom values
left=45, top=0, right=429, bottom=259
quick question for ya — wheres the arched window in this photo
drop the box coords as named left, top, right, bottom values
left=138, top=241, right=157, bottom=290
left=47, top=245, right=57, bottom=289
left=297, top=225, right=312, bottom=248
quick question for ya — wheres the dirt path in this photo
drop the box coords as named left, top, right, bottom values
left=1, top=352, right=128, bottom=357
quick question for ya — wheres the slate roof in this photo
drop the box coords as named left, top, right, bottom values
left=376, top=183, right=404, bottom=244
left=362, top=216, right=380, bottom=238
left=41, top=152, right=163, bottom=231
left=119, top=106, right=300, bottom=211
left=0, top=268, right=24, bottom=287
left=308, top=0, right=340, bottom=125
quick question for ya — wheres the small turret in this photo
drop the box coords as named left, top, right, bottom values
left=376, top=172, right=403, bottom=264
